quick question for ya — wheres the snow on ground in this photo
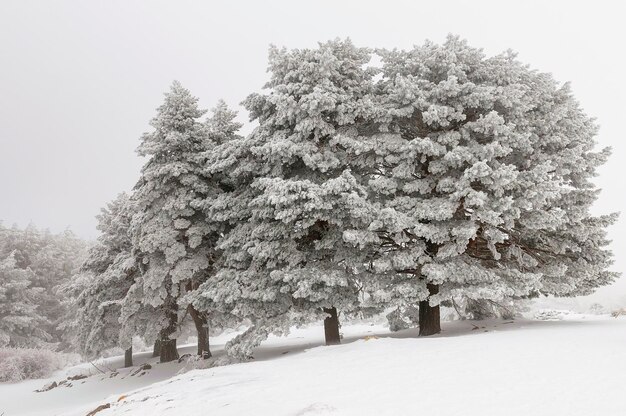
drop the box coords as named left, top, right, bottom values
left=2, top=313, right=626, bottom=416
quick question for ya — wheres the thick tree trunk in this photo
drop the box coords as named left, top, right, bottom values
left=419, top=283, right=441, bottom=336
left=152, top=340, right=161, bottom=357
left=196, top=325, right=211, bottom=359
left=159, top=297, right=180, bottom=363
left=124, top=347, right=133, bottom=368
left=159, top=338, right=179, bottom=363
left=188, top=305, right=211, bottom=358
left=323, top=307, right=341, bottom=345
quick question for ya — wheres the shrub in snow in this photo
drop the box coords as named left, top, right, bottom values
left=534, top=309, right=569, bottom=321
left=0, top=347, right=80, bottom=382
left=175, top=354, right=207, bottom=375
left=449, top=297, right=528, bottom=321
left=588, top=303, right=607, bottom=315
left=176, top=354, right=241, bottom=376
left=386, top=306, right=420, bottom=331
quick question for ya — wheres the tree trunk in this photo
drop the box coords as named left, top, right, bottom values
left=419, top=283, right=441, bottom=336
left=197, top=324, right=211, bottom=359
left=159, top=297, right=179, bottom=363
left=188, top=305, right=211, bottom=358
left=124, top=347, right=133, bottom=368
left=152, top=340, right=161, bottom=357
left=159, top=338, right=179, bottom=363
left=323, top=307, right=341, bottom=345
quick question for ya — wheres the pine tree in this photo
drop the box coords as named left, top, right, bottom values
left=174, top=100, right=245, bottom=359
left=0, top=252, right=49, bottom=347
left=345, top=36, right=617, bottom=334
left=69, top=193, right=137, bottom=364
left=194, top=40, right=382, bottom=359
left=128, top=81, right=217, bottom=362
left=187, top=101, right=259, bottom=359
left=0, top=223, right=87, bottom=348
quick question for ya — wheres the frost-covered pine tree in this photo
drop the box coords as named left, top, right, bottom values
left=174, top=99, right=245, bottom=359
left=188, top=102, right=259, bottom=359
left=0, top=223, right=87, bottom=348
left=0, top=252, right=49, bottom=347
left=128, top=81, right=219, bottom=362
left=345, top=36, right=617, bottom=334
left=194, top=40, right=382, bottom=359
left=69, top=193, right=137, bottom=366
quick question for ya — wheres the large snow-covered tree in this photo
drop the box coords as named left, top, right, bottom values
left=174, top=99, right=245, bottom=359
left=193, top=40, right=383, bottom=359
left=127, top=81, right=221, bottom=362
left=346, top=36, right=617, bottom=334
left=188, top=101, right=260, bottom=359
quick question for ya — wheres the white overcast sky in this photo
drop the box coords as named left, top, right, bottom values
left=1, top=0, right=624, bottom=302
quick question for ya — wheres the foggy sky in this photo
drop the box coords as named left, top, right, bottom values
left=1, top=1, right=624, bottom=303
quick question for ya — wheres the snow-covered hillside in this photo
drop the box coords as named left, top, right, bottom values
left=2, top=314, right=625, bottom=416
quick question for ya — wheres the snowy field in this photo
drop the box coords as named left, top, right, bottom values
left=2, top=313, right=625, bottom=416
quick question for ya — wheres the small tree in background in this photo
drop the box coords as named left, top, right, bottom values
left=0, top=223, right=87, bottom=349
left=0, top=252, right=49, bottom=347
left=68, top=193, right=137, bottom=366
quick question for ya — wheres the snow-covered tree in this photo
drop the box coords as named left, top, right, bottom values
left=193, top=40, right=384, bottom=359
left=127, top=81, right=220, bottom=362
left=0, top=223, right=87, bottom=348
left=0, top=252, right=49, bottom=347
left=173, top=100, right=245, bottom=359
left=345, top=35, right=617, bottom=334
left=68, top=193, right=137, bottom=364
